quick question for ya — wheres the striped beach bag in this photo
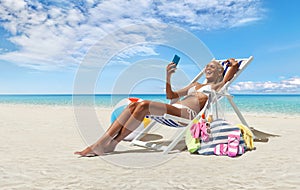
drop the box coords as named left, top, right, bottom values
left=197, top=119, right=246, bottom=156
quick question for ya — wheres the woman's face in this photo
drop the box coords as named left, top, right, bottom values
left=205, top=62, right=222, bottom=82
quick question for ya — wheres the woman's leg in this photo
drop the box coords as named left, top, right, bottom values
left=105, top=100, right=184, bottom=151
left=75, top=100, right=183, bottom=156
left=74, top=102, right=139, bottom=156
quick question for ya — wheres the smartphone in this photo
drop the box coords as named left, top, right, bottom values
left=172, top=54, right=180, bottom=65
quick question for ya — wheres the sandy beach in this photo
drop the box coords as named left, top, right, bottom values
left=1, top=104, right=299, bottom=189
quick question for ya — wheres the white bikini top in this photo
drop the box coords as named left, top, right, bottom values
left=187, top=85, right=211, bottom=97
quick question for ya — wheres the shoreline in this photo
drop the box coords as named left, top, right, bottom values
left=0, top=93, right=299, bottom=117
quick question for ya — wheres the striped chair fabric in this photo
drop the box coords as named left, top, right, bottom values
left=145, top=115, right=184, bottom=128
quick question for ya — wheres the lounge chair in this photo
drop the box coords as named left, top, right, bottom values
left=130, top=56, right=254, bottom=154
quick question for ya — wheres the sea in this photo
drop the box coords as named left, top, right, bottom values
left=0, top=94, right=299, bottom=117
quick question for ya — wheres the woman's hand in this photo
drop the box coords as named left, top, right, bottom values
left=166, top=62, right=177, bottom=78
left=226, top=58, right=239, bottom=67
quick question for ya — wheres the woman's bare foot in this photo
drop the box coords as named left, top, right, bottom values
left=74, top=146, right=97, bottom=157
left=74, top=145, right=105, bottom=157
left=74, top=139, right=119, bottom=157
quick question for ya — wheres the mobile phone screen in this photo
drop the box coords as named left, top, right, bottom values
left=172, top=54, right=180, bottom=65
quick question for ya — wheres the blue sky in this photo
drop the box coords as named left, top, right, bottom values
left=0, top=0, right=300, bottom=94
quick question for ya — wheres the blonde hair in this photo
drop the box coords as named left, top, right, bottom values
left=210, top=60, right=224, bottom=83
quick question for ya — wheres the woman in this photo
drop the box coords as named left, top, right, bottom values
left=74, top=58, right=240, bottom=156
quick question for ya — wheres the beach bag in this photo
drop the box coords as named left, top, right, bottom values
left=196, top=119, right=246, bottom=156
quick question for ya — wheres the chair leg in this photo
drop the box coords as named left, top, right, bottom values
left=129, top=120, right=156, bottom=146
left=226, top=95, right=249, bottom=127
left=162, top=127, right=188, bottom=154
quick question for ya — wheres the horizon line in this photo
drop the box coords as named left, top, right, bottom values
left=0, top=93, right=300, bottom=96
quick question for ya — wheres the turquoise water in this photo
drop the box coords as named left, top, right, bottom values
left=0, top=94, right=299, bottom=116
left=223, top=94, right=300, bottom=116
left=0, top=94, right=168, bottom=107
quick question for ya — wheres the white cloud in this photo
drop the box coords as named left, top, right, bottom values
left=116, top=45, right=159, bottom=59
left=229, top=77, right=300, bottom=93
left=231, top=17, right=261, bottom=27
left=155, top=0, right=264, bottom=30
left=0, top=0, right=26, bottom=12
left=282, top=77, right=300, bottom=85
left=0, top=0, right=264, bottom=70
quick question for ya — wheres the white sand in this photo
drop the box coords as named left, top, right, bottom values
left=0, top=104, right=299, bottom=189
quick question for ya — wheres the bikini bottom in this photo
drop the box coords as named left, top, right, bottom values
left=171, top=103, right=197, bottom=120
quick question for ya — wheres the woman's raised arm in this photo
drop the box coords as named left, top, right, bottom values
left=165, top=62, right=195, bottom=100
left=214, top=58, right=240, bottom=91
left=222, top=58, right=240, bottom=83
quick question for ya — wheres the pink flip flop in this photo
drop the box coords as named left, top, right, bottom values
left=214, top=143, right=228, bottom=156
left=199, top=118, right=210, bottom=142
left=190, top=122, right=201, bottom=138
left=200, top=123, right=210, bottom=142
left=190, top=117, right=211, bottom=141
left=227, top=130, right=241, bottom=157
